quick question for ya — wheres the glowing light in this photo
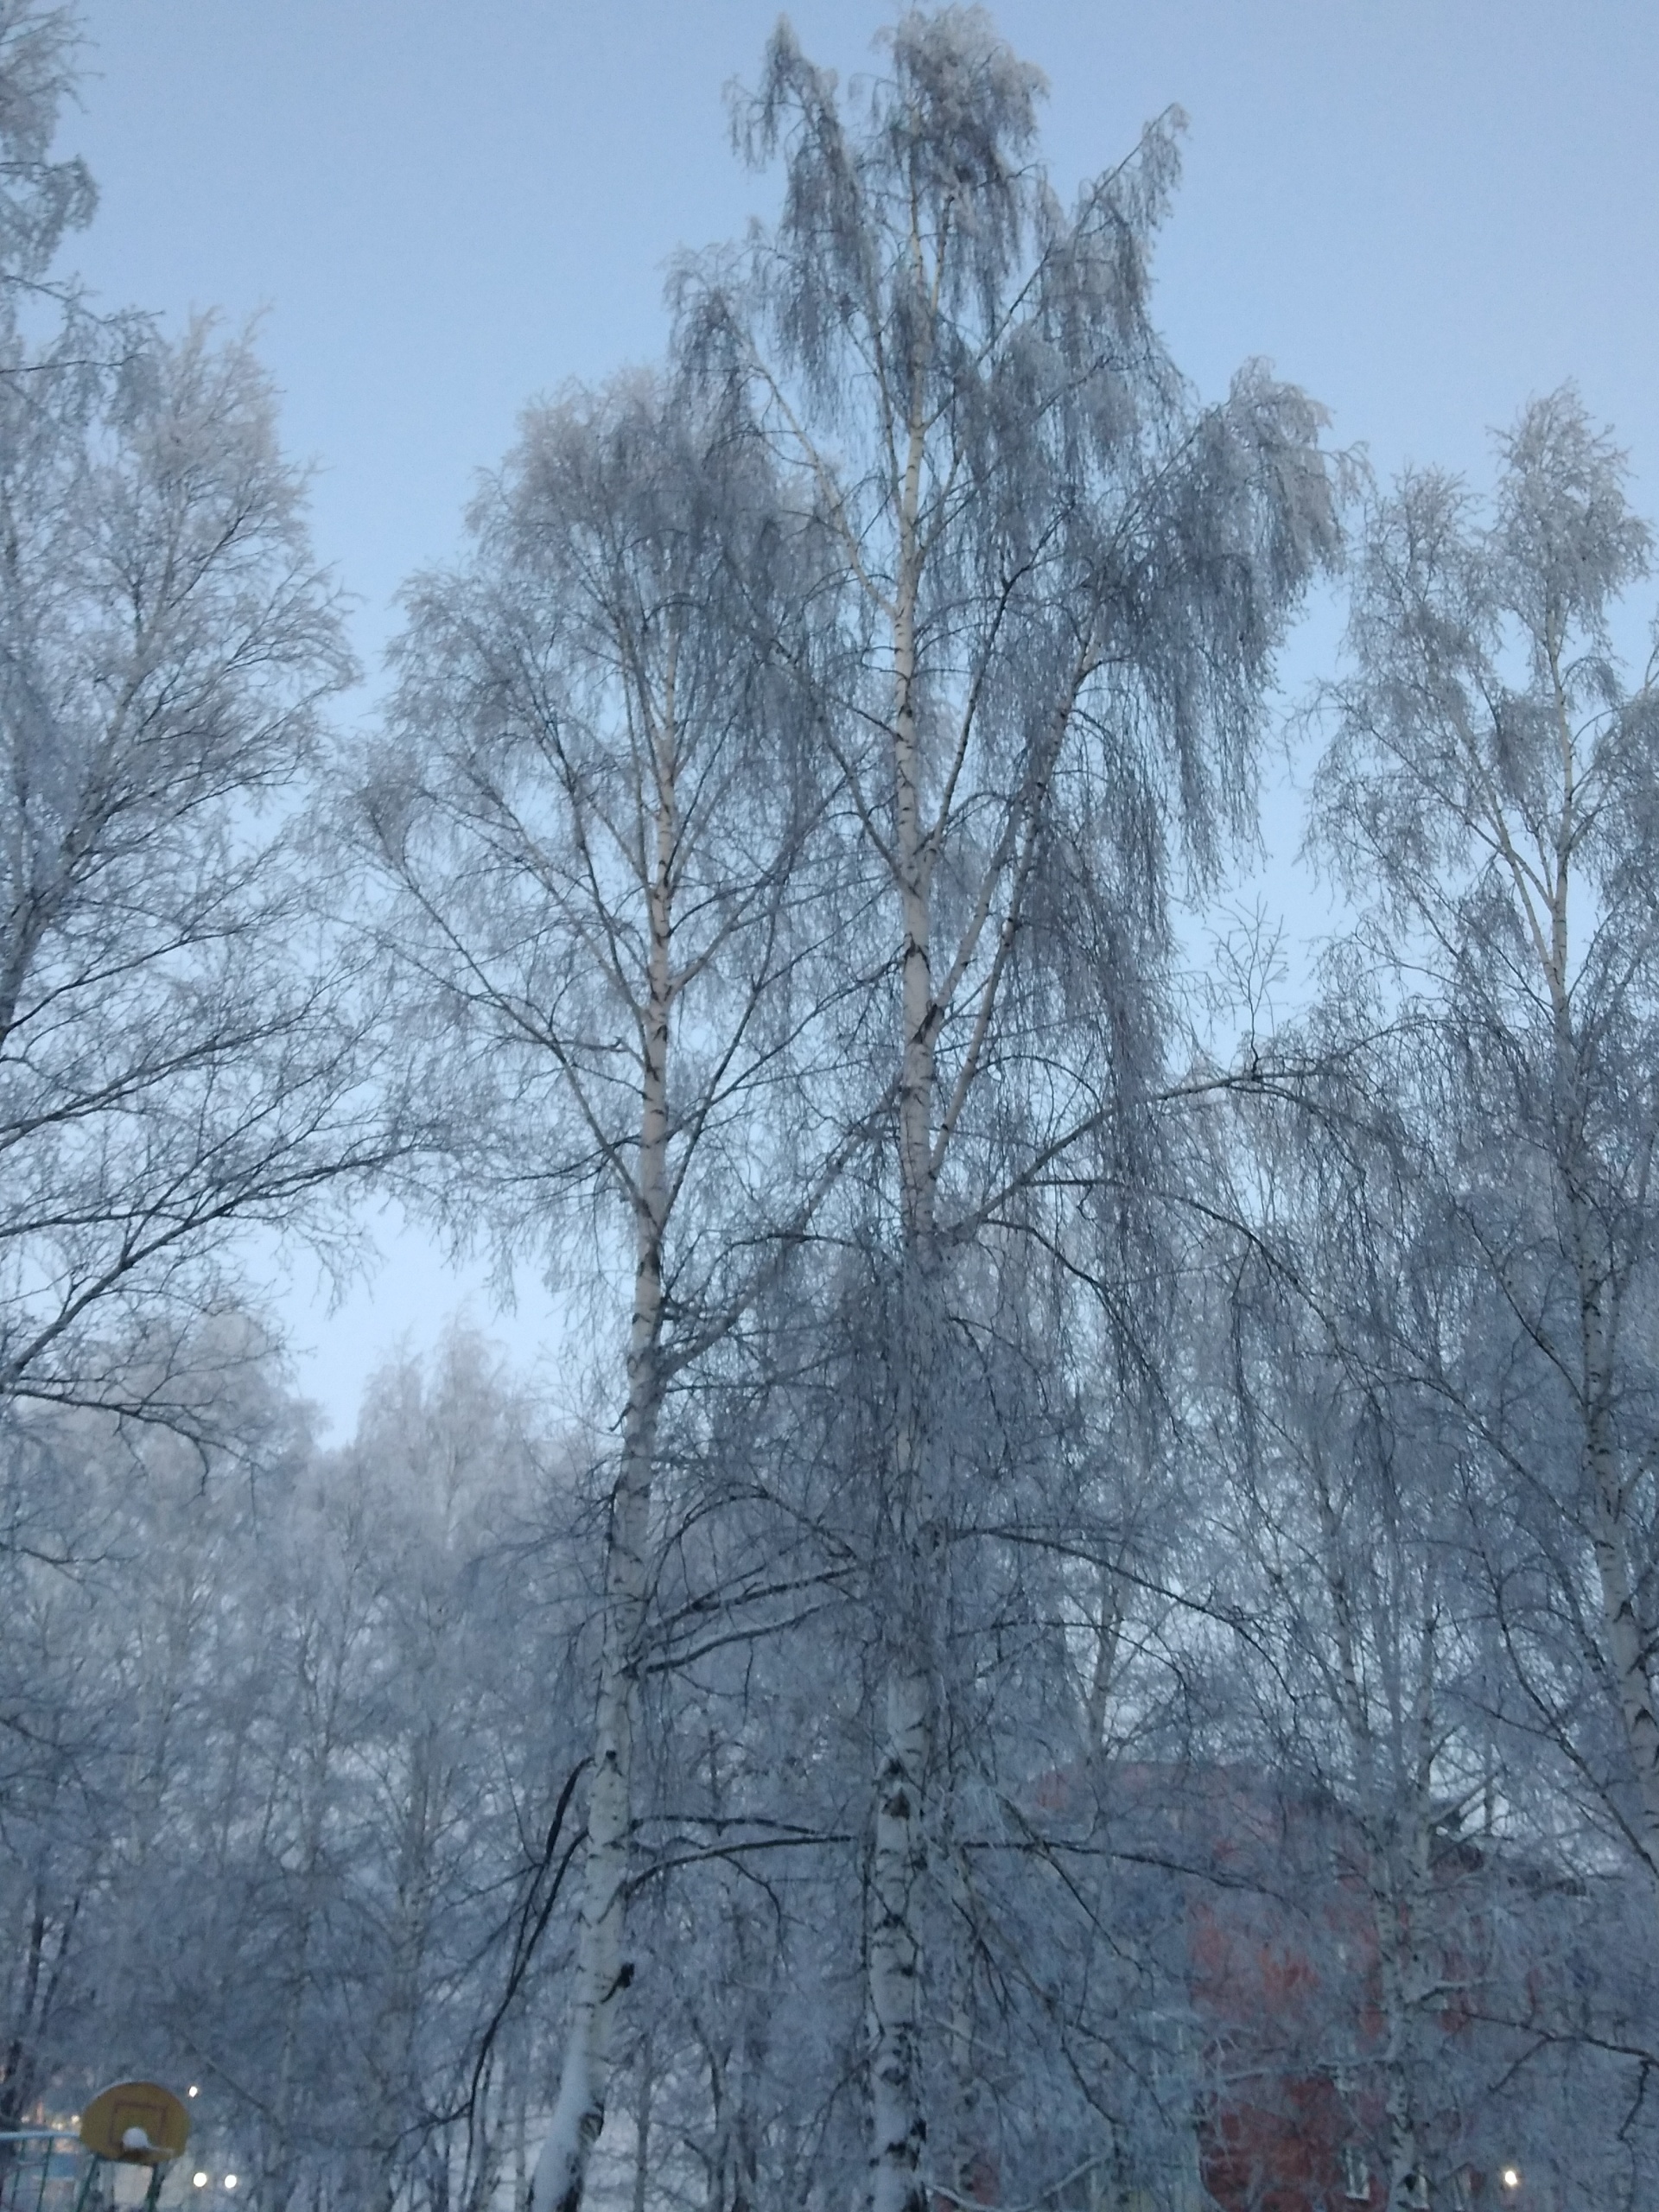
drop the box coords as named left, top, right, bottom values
left=1501, top=2171, right=1521, bottom=2192
left=193, top=2177, right=208, bottom=2190
left=68, top=2117, right=79, bottom=2128
left=224, top=2178, right=238, bottom=2192
left=188, top=2088, right=200, bottom=2100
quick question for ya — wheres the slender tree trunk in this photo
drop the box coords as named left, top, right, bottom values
left=869, top=1656, right=930, bottom=2212
left=869, top=454, right=939, bottom=2212
left=372, top=1734, right=438, bottom=2212
left=531, top=1188, right=664, bottom=2212
left=630, top=2031, right=654, bottom=2212
left=533, top=747, right=676, bottom=2212
left=1382, top=2056, right=1422, bottom=2212
left=1313, top=1464, right=1437, bottom=2212
left=512, top=2035, right=530, bottom=2212
left=871, top=1297, right=933, bottom=2212
left=944, top=1844, right=989, bottom=2206
left=267, top=1665, right=350, bottom=2212
left=1376, top=1854, right=1428, bottom=2212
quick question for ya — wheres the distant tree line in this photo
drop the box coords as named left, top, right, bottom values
left=3, top=7, right=1659, bottom=2212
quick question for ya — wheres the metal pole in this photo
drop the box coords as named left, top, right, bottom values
left=69, top=2157, right=99, bottom=2212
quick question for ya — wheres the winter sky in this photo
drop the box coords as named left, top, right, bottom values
left=62, top=0, right=1659, bottom=1433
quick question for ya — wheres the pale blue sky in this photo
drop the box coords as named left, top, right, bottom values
left=60, top=0, right=1659, bottom=1430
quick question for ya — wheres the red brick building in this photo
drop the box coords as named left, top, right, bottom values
left=1029, top=1765, right=1561, bottom=2212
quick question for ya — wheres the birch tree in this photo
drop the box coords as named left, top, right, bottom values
left=0, top=2, right=392, bottom=1437
left=1198, top=1073, right=1497, bottom=2212
left=366, top=375, right=841, bottom=2212
left=0, top=321, right=401, bottom=1421
left=1309, top=391, right=1659, bottom=1913
left=678, top=16, right=1339, bottom=2204
left=0, top=0, right=92, bottom=320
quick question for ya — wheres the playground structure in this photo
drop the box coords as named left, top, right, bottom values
left=0, top=2084, right=192, bottom=2212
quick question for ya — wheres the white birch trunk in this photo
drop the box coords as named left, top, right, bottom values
left=868, top=396, right=938, bottom=2212
left=532, top=721, right=677, bottom=2212
left=851, top=164, right=1100, bottom=2212
left=530, top=1252, right=663, bottom=2212
left=1376, top=1843, right=1430, bottom=2212
left=869, top=1657, right=931, bottom=2212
